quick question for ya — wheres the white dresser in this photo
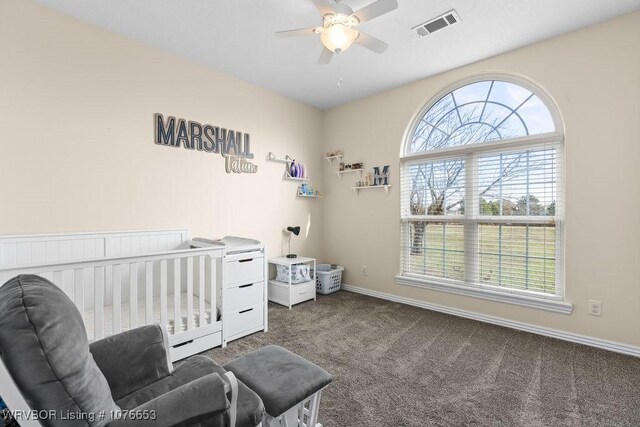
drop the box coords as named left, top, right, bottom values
left=191, top=236, right=267, bottom=346
left=221, top=237, right=268, bottom=345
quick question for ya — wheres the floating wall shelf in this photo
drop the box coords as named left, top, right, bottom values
left=297, top=193, right=323, bottom=199
left=268, top=152, right=321, bottom=197
left=267, top=152, right=293, bottom=163
left=352, top=185, right=391, bottom=195
left=324, top=150, right=388, bottom=196
left=284, top=171, right=309, bottom=181
left=335, top=169, right=363, bottom=180
left=324, top=155, right=343, bottom=165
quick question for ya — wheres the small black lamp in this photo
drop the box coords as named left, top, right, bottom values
left=286, top=226, right=301, bottom=258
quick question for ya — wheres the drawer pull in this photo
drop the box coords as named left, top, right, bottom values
left=239, top=283, right=254, bottom=288
left=299, top=290, right=307, bottom=295
left=238, top=258, right=253, bottom=263
left=239, top=308, right=254, bottom=314
left=173, top=340, right=194, bottom=348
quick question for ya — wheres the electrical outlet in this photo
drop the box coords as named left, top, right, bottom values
left=361, top=265, right=368, bottom=276
left=588, top=300, right=602, bottom=317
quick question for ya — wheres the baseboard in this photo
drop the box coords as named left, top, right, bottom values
left=340, top=284, right=640, bottom=358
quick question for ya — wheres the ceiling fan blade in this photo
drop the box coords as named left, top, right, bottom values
left=318, top=47, right=333, bottom=65
left=275, top=28, right=316, bottom=38
left=354, top=32, right=389, bottom=54
left=309, top=0, right=334, bottom=16
left=352, top=0, right=398, bottom=23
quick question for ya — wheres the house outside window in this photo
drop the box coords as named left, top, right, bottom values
left=397, top=75, right=570, bottom=313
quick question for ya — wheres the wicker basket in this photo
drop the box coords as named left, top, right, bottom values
left=315, top=264, right=344, bottom=295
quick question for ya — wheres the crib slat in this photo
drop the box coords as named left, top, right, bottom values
left=94, top=266, right=105, bottom=340
left=160, top=260, right=167, bottom=332
left=198, top=256, right=205, bottom=326
left=174, top=258, right=181, bottom=333
left=187, top=257, right=193, bottom=331
left=112, top=265, right=121, bottom=335
left=210, top=257, right=216, bottom=326
left=145, top=261, right=153, bottom=324
left=130, top=262, right=138, bottom=329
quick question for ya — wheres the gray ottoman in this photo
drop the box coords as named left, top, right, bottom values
left=225, top=345, right=332, bottom=427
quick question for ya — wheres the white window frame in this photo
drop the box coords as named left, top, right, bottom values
left=396, top=74, right=571, bottom=314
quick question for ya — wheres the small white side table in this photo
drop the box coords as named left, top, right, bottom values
left=268, top=257, right=316, bottom=309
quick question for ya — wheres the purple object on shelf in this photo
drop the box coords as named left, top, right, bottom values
left=290, top=161, right=298, bottom=178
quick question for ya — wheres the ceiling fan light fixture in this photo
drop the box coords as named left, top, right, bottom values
left=320, top=23, right=358, bottom=53
left=275, top=0, right=397, bottom=63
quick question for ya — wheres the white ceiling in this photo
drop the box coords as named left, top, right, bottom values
left=34, top=0, right=640, bottom=110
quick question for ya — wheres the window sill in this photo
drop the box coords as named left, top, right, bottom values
left=395, top=275, right=573, bottom=314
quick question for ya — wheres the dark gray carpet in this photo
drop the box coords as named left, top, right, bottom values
left=204, top=291, right=640, bottom=426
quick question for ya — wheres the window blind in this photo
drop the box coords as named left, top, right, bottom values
left=400, top=79, right=563, bottom=300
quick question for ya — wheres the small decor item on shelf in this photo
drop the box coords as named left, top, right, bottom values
left=290, top=160, right=299, bottom=178
left=299, top=162, right=306, bottom=179
left=352, top=162, right=363, bottom=170
left=373, top=166, right=381, bottom=185
left=339, top=162, right=345, bottom=171
left=365, top=172, right=373, bottom=186
left=326, top=150, right=343, bottom=158
left=299, top=184, right=320, bottom=196
left=382, top=165, right=390, bottom=185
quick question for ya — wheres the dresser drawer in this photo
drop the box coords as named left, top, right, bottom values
left=226, top=281, right=264, bottom=311
left=169, top=330, right=222, bottom=363
left=267, top=280, right=289, bottom=307
left=291, top=280, right=316, bottom=305
left=225, top=256, right=264, bottom=287
left=226, top=303, right=264, bottom=338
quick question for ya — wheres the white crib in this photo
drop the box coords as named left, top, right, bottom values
left=0, top=229, right=225, bottom=362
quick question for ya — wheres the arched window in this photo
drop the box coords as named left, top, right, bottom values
left=398, top=76, right=566, bottom=310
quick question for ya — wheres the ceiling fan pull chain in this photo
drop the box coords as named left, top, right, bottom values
left=336, top=65, right=343, bottom=88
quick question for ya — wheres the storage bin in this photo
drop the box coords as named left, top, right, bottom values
left=315, top=264, right=344, bottom=295
left=276, top=263, right=311, bottom=284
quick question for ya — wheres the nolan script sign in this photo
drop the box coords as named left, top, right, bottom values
left=154, top=113, right=258, bottom=174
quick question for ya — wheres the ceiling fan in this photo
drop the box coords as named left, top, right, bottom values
left=276, top=0, right=398, bottom=64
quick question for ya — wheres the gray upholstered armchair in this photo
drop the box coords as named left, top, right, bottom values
left=0, top=275, right=264, bottom=427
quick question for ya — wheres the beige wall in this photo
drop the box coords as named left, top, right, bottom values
left=321, top=12, right=640, bottom=347
left=0, top=0, right=324, bottom=259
